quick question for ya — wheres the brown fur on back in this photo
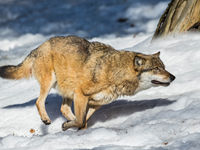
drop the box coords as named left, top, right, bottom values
left=45, top=36, right=138, bottom=102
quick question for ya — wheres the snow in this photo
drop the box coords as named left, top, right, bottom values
left=1, top=0, right=200, bottom=149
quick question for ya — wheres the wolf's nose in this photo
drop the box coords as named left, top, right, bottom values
left=169, top=74, right=175, bottom=82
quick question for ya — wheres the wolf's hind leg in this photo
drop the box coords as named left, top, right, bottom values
left=35, top=72, right=55, bottom=125
left=60, top=97, right=76, bottom=121
left=36, top=84, right=52, bottom=125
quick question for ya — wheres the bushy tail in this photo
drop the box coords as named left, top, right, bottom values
left=0, top=54, right=35, bottom=80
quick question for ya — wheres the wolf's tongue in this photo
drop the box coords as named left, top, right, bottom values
left=151, top=80, right=161, bottom=84
left=151, top=80, right=170, bottom=86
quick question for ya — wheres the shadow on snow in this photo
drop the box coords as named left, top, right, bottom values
left=3, top=94, right=176, bottom=128
left=88, top=98, right=175, bottom=127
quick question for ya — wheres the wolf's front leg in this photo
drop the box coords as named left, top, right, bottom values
left=62, top=88, right=88, bottom=131
left=78, top=105, right=101, bottom=130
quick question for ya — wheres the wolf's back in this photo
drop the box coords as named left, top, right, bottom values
left=0, top=52, right=35, bottom=80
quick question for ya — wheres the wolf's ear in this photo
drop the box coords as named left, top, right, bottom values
left=134, top=56, right=146, bottom=67
left=153, top=51, right=160, bottom=57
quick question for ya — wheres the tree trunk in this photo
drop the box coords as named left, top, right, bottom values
left=153, top=0, right=200, bottom=39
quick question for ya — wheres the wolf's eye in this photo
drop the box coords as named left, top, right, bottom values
left=154, top=67, right=160, bottom=71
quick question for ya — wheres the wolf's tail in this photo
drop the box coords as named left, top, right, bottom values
left=0, top=50, right=36, bottom=80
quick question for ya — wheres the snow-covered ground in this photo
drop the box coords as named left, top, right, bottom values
left=1, top=0, right=200, bottom=149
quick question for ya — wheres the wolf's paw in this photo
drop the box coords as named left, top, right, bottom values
left=62, top=120, right=72, bottom=131
left=42, top=119, right=51, bottom=125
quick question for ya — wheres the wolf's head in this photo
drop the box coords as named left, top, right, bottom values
left=134, top=52, right=175, bottom=92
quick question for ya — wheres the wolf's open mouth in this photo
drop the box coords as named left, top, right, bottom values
left=151, top=80, right=170, bottom=86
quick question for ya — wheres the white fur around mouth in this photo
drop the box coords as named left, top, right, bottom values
left=151, top=80, right=170, bottom=86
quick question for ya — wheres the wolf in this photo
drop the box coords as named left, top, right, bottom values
left=0, top=35, right=175, bottom=130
